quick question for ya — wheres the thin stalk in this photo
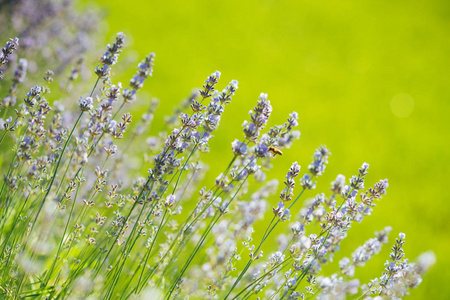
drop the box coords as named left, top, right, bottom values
left=225, top=187, right=307, bottom=299
left=28, top=111, right=84, bottom=235
left=137, top=157, right=255, bottom=291
left=43, top=167, right=84, bottom=286
left=0, top=116, right=18, bottom=145
left=231, top=257, right=293, bottom=300
left=166, top=174, right=250, bottom=298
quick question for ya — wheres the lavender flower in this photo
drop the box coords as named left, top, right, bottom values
left=199, top=70, right=221, bottom=99
left=3, top=58, right=28, bottom=107
left=95, top=32, right=125, bottom=78
left=339, top=227, right=391, bottom=276
left=273, top=201, right=291, bottom=221
left=231, top=139, right=248, bottom=156
left=164, top=194, right=177, bottom=208
left=300, top=173, right=316, bottom=190
left=242, top=93, right=272, bottom=142
left=280, top=162, right=301, bottom=202
left=308, top=145, right=331, bottom=176
left=0, top=11, right=433, bottom=299
left=0, top=38, right=19, bottom=79
left=123, top=53, right=155, bottom=103
left=79, top=96, right=93, bottom=111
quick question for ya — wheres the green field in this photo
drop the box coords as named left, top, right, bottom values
left=94, top=0, right=450, bottom=298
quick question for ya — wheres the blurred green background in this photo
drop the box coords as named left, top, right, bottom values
left=91, top=0, right=449, bottom=298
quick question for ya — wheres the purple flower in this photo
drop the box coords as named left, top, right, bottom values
left=231, top=139, right=248, bottom=156
left=164, top=194, right=177, bottom=208
left=331, top=174, right=345, bottom=194
left=200, top=71, right=221, bottom=98
left=300, top=173, right=316, bottom=190
left=254, top=143, right=268, bottom=158
left=359, top=162, right=369, bottom=176
left=287, top=162, right=301, bottom=178
left=0, top=38, right=19, bottom=78
left=308, top=145, right=331, bottom=176
left=79, top=97, right=93, bottom=111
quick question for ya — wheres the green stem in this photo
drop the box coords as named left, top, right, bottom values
left=166, top=174, right=250, bottom=299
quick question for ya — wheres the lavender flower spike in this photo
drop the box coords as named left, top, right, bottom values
left=0, top=38, right=19, bottom=79
left=123, top=53, right=156, bottom=103
left=231, top=139, right=248, bottom=156
left=242, top=93, right=272, bottom=142
left=95, top=32, right=126, bottom=79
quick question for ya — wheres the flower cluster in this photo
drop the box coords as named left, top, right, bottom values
left=361, top=233, right=436, bottom=298
left=95, top=32, right=125, bottom=79
left=243, top=93, right=272, bottom=142
left=123, top=53, right=155, bottom=103
left=0, top=38, right=19, bottom=79
left=0, top=5, right=434, bottom=300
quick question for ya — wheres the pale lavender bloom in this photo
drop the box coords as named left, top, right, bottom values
left=0, top=38, right=19, bottom=79
left=287, top=162, right=301, bottom=178
left=164, top=194, right=177, bottom=208
left=273, top=201, right=291, bottom=221
left=416, top=251, right=436, bottom=274
left=340, top=227, right=391, bottom=276
left=316, top=275, right=360, bottom=299
left=279, top=187, right=294, bottom=202
left=79, top=97, right=93, bottom=111
left=363, top=234, right=433, bottom=299
left=359, top=162, right=369, bottom=176
left=350, top=175, right=364, bottom=190
left=242, top=93, right=272, bottom=142
left=43, top=69, right=54, bottom=83
left=259, top=111, right=300, bottom=153
left=1, top=116, right=17, bottom=132
left=123, top=53, right=155, bottom=103
left=300, top=173, right=316, bottom=190
left=242, top=121, right=258, bottom=140
left=23, top=85, right=42, bottom=108
left=249, top=245, right=264, bottom=260
left=103, top=142, right=117, bottom=156
left=204, top=113, right=221, bottom=131
left=200, top=71, right=221, bottom=98
left=371, top=179, right=389, bottom=197
left=100, top=32, right=125, bottom=66
left=95, top=32, right=125, bottom=78
left=218, top=79, right=239, bottom=104
left=94, top=64, right=110, bottom=78
left=3, top=58, right=28, bottom=107
left=390, top=232, right=405, bottom=262
left=231, top=139, right=248, bottom=156
left=308, top=145, right=331, bottom=176
left=254, top=143, right=268, bottom=158
left=291, top=222, right=305, bottom=236
left=331, top=174, right=345, bottom=194
left=279, top=162, right=301, bottom=202
left=190, top=99, right=205, bottom=113
left=2, top=38, right=19, bottom=57
left=14, top=58, right=28, bottom=83
left=300, top=193, right=325, bottom=224
left=245, top=157, right=260, bottom=174
left=266, top=251, right=285, bottom=268
left=198, top=77, right=238, bottom=152
left=98, top=83, right=122, bottom=114
left=286, top=111, right=299, bottom=131
left=0, top=16, right=434, bottom=299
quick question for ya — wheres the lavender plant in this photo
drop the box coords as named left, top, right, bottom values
left=0, top=6, right=434, bottom=300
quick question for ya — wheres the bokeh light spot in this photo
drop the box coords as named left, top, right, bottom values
left=390, top=93, right=415, bottom=118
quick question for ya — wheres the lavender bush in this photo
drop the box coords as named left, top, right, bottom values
left=0, top=3, right=435, bottom=299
